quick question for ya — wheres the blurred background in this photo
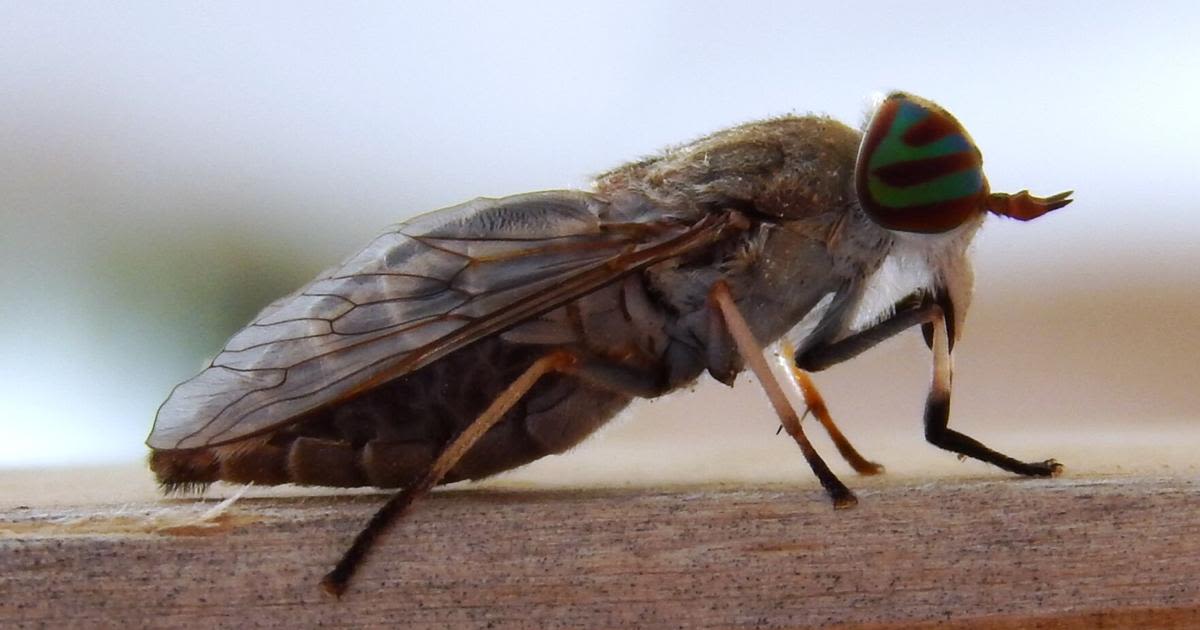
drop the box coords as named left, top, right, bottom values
left=1, top=3, right=1197, bottom=492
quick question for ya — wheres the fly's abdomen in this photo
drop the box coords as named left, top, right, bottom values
left=150, top=335, right=634, bottom=491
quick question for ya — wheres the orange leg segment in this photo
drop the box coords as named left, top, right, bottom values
left=779, top=341, right=884, bottom=476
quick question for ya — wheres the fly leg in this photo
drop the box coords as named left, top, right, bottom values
left=794, top=295, right=943, bottom=372
left=779, top=341, right=884, bottom=475
left=709, top=281, right=857, bottom=509
left=321, top=350, right=579, bottom=598
left=923, top=307, right=1062, bottom=477
left=795, top=294, right=1061, bottom=478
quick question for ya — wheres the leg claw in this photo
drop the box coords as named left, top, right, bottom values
left=1043, top=459, right=1064, bottom=477
left=1024, top=458, right=1063, bottom=477
left=854, top=461, right=886, bottom=476
left=832, top=491, right=858, bottom=510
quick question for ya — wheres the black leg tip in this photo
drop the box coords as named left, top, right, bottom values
left=1042, top=459, right=1065, bottom=477
left=1019, top=458, right=1063, bottom=477
left=832, top=490, right=859, bottom=510
left=321, top=572, right=347, bottom=599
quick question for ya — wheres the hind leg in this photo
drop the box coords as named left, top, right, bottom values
left=322, top=350, right=581, bottom=597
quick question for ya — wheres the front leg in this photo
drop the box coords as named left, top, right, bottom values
left=795, top=294, right=941, bottom=372
left=923, top=307, right=1062, bottom=477
left=796, top=293, right=1062, bottom=478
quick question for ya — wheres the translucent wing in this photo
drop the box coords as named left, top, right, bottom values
left=149, top=191, right=728, bottom=450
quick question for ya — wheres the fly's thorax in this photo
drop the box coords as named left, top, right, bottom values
left=708, top=214, right=868, bottom=350
left=595, top=115, right=862, bottom=223
left=772, top=200, right=893, bottom=352
left=591, top=110, right=884, bottom=351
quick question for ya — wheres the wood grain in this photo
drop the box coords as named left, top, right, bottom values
left=2, top=476, right=1198, bottom=628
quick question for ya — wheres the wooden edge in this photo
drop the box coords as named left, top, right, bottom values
left=2, top=475, right=1198, bottom=628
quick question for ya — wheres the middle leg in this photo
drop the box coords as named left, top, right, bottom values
left=779, top=341, right=884, bottom=475
left=709, top=281, right=857, bottom=509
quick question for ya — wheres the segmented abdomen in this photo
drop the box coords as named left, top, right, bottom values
left=148, top=271, right=687, bottom=491
left=150, top=334, right=636, bottom=490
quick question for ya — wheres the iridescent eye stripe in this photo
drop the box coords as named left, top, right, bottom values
left=901, top=109, right=961, bottom=146
left=873, top=153, right=981, bottom=188
left=855, top=94, right=988, bottom=233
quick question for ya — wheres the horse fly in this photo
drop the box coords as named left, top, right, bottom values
left=147, top=92, right=1073, bottom=595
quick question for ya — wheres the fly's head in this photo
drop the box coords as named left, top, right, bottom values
left=855, top=92, right=1073, bottom=235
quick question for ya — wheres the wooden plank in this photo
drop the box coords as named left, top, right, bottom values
left=2, top=475, right=1198, bottom=628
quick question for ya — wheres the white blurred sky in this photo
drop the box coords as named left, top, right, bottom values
left=1, top=2, right=1197, bottom=468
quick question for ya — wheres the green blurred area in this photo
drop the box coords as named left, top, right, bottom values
left=94, top=224, right=318, bottom=365
left=1, top=202, right=337, bottom=466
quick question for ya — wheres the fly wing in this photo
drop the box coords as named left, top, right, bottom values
left=149, top=191, right=727, bottom=450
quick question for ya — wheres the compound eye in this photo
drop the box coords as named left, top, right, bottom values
left=855, top=93, right=987, bottom=233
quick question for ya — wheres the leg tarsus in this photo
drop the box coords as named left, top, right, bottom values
left=926, top=424, right=1064, bottom=477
